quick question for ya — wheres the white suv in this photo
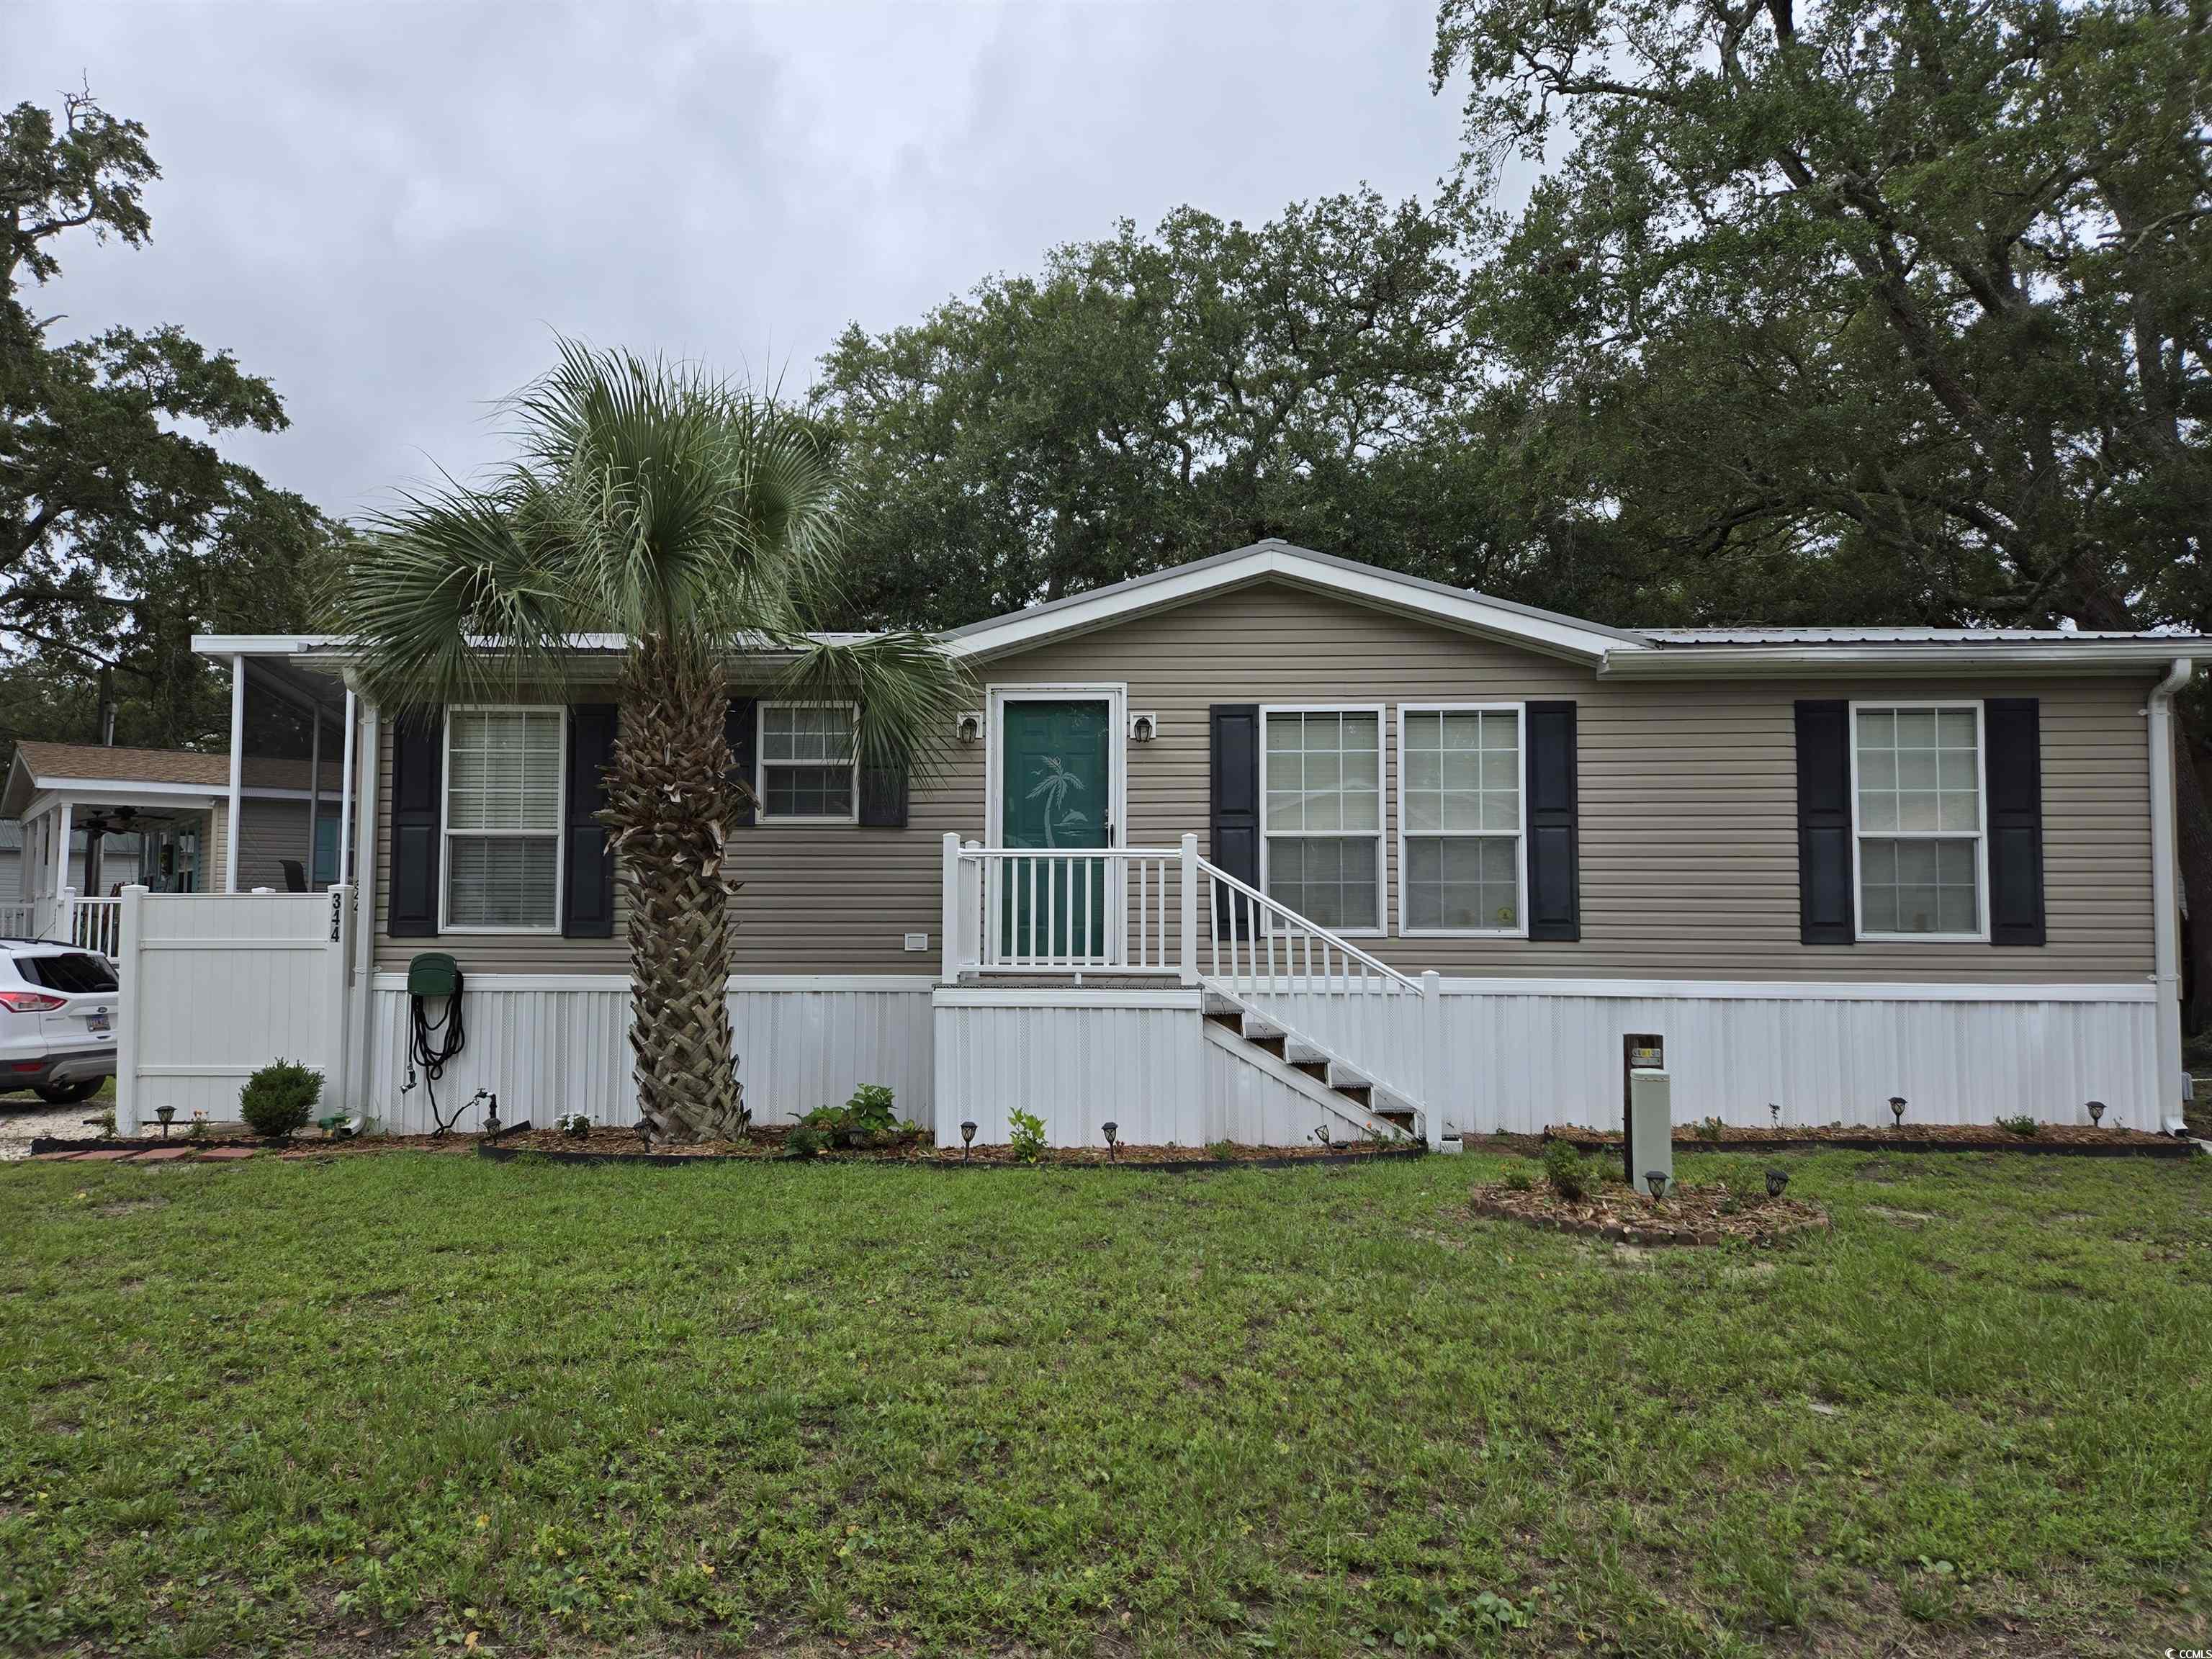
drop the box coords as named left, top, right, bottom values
left=0, top=943, right=118, bottom=1105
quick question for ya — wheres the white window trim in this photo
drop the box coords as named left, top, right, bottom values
left=1394, top=701, right=1529, bottom=939
left=1258, top=703, right=1386, bottom=938
left=439, top=704, right=567, bottom=935
left=756, top=701, right=861, bottom=826
left=1848, top=698, right=1990, bottom=943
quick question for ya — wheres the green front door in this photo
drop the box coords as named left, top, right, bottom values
left=999, top=699, right=1112, bottom=961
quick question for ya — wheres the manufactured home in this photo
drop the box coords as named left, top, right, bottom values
left=118, top=541, right=2202, bottom=1146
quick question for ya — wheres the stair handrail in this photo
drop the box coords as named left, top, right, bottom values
left=1194, top=857, right=1421, bottom=994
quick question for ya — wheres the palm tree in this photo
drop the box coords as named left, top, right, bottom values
left=341, top=341, right=966, bottom=1142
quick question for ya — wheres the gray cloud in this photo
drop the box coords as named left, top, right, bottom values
left=11, top=1, right=1467, bottom=520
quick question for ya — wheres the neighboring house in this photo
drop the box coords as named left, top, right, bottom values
left=169, top=541, right=2206, bottom=1145
left=0, top=744, right=347, bottom=932
left=0, top=819, right=143, bottom=907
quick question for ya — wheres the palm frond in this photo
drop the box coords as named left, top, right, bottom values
left=343, top=336, right=964, bottom=751
left=767, top=631, right=974, bottom=793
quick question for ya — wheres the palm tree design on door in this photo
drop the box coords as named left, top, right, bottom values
left=1025, top=755, right=1089, bottom=848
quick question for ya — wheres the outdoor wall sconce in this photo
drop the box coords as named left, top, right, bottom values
left=1128, top=711, right=1158, bottom=743
left=1644, top=1169, right=1667, bottom=1201
left=954, top=711, right=983, bottom=745
left=1102, top=1120, right=1118, bottom=1160
left=156, top=1105, right=176, bottom=1138
left=1888, top=1095, right=1907, bottom=1128
left=960, top=1119, right=977, bottom=1161
left=2087, top=1100, right=2106, bottom=1127
left=1766, top=1168, right=1790, bottom=1198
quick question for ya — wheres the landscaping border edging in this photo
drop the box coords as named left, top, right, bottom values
left=1541, top=1130, right=2195, bottom=1160
left=476, top=1141, right=1429, bottom=1173
left=1467, top=1192, right=1832, bottom=1248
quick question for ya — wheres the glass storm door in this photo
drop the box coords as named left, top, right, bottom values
left=998, top=699, right=1112, bottom=962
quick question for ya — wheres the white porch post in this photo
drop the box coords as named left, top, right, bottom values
left=338, top=687, right=357, bottom=885
left=1179, top=833, right=1199, bottom=986
left=52, top=800, right=73, bottom=938
left=940, top=833, right=961, bottom=981
left=349, top=701, right=380, bottom=1113
left=306, top=706, right=322, bottom=886
left=224, top=653, right=245, bottom=893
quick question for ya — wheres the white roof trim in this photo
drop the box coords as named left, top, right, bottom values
left=944, top=542, right=1647, bottom=665
left=1597, top=641, right=2211, bottom=678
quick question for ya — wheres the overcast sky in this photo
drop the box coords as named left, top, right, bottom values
left=11, top=1, right=1471, bottom=523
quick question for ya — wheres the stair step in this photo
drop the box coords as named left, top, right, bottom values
left=1375, top=1107, right=1416, bottom=1130
left=1284, top=1038, right=1328, bottom=1065
left=1202, top=992, right=1244, bottom=1017
left=1249, top=1034, right=1287, bottom=1060
left=1335, top=1082, right=1372, bottom=1106
left=1291, top=1060, right=1332, bottom=1085
left=1203, top=1010, right=1244, bottom=1032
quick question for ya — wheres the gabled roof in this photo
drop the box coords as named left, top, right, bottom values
left=946, top=540, right=1652, bottom=665
left=194, top=539, right=2212, bottom=681
left=0, top=742, right=343, bottom=819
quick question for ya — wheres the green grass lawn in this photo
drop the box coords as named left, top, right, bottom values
left=2, top=1148, right=2208, bottom=1657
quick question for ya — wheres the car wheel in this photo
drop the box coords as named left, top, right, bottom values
left=33, top=1079, right=102, bottom=1105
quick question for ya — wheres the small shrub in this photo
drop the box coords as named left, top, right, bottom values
left=796, top=1083, right=902, bottom=1149
left=239, top=1061, right=320, bottom=1139
left=1996, top=1113, right=2039, bottom=1138
left=1008, top=1108, right=1046, bottom=1163
left=186, top=1110, right=210, bottom=1141
left=783, top=1123, right=827, bottom=1159
left=1205, top=1138, right=1238, bottom=1161
left=1501, top=1164, right=1534, bottom=1192
left=555, top=1112, right=591, bottom=1138
left=1694, top=1115, right=1725, bottom=1143
left=1541, top=1139, right=1590, bottom=1201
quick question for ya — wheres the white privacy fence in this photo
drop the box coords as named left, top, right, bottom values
left=114, top=885, right=351, bottom=1132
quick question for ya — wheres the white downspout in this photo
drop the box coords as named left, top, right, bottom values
left=224, top=653, right=245, bottom=894
left=2147, top=656, right=2193, bottom=1118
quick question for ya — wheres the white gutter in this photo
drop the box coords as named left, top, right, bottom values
left=1599, top=639, right=2212, bottom=678
left=2148, top=657, right=2193, bottom=1117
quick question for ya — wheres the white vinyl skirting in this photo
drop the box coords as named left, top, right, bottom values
left=363, top=979, right=935, bottom=1136
left=112, top=881, right=2165, bottom=1142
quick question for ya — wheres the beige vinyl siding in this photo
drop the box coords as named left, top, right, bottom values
left=373, top=580, right=2157, bottom=981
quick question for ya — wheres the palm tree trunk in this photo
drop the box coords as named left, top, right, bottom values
left=603, top=633, right=748, bottom=1142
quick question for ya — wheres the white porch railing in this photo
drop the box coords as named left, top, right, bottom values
left=942, top=840, right=1190, bottom=974
left=940, top=832, right=1447, bottom=1141
left=65, top=892, right=122, bottom=958
left=0, top=901, right=32, bottom=937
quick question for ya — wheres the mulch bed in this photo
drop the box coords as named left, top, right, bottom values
left=1544, top=1122, right=2194, bottom=1159
left=1469, top=1180, right=1831, bottom=1247
left=485, top=1121, right=1422, bottom=1170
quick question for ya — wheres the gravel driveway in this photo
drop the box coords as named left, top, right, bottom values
left=0, top=1092, right=110, bottom=1161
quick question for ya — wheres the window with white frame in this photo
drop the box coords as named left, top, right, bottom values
left=1853, top=704, right=1984, bottom=937
left=1401, top=706, right=1522, bottom=932
left=759, top=703, right=857, bottom=821
left=1262, top=708, right=1382, bottom=930
left=444, top=707, right=564, bottom=930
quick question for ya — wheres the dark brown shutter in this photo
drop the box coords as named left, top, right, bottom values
left=562, top=704, right=617, bottom=938
left=1524, top=701, right=1581, bottom=942
left=1985, top=697, right=2045, bottom=946
left=725, top=698, right=757, bottom=828
left=856, top=706, right=909, bottom=827
left=858, top=757, right=908, bottom=827
left=1209, top=704, right=1259, bottom=935
left=1795, top=700, right=1854, bottom=945
left=387, top=710, right=441, bottom=938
